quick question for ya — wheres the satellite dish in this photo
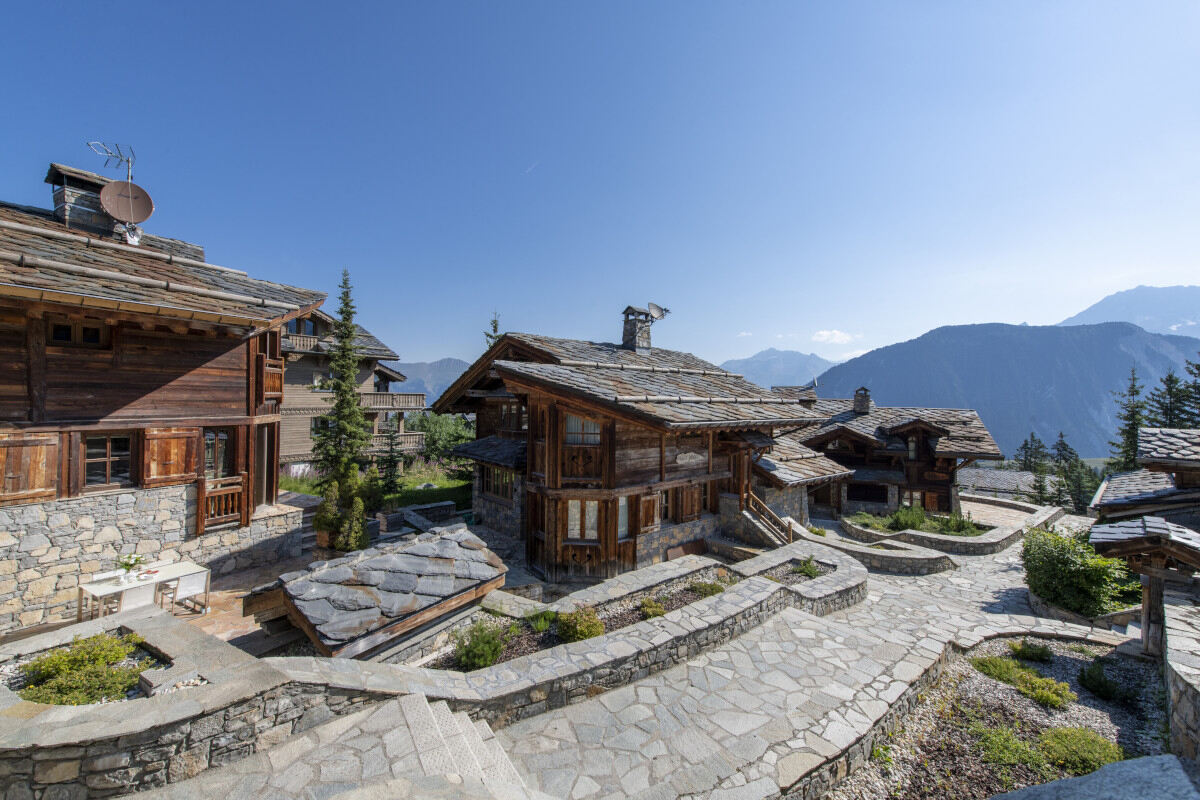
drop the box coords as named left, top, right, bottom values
left=648, top=302, right=670, bottom=320
left=100, top=181, right=155, bottom=224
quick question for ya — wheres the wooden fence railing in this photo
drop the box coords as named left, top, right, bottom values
left=746, top=492, right=792, bottom=545
left=367, top=432, right=425, bottom=452
left=358, top=392, right=426, bottom=411
left=197, top=473, right=248, bottom=534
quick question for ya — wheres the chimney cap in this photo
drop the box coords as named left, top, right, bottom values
left=45, top=163, right=111, bottom=191
left=623, top=305, right=651, bottom=317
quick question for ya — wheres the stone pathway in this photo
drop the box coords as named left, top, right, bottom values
left=497, top=545, right=1125, bottom=799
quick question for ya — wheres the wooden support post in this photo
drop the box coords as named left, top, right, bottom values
left=26, top=317, right=45, bottom=423
left=1142, top=574, right=1165, bottom=657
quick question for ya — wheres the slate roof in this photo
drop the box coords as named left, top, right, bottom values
left=453, top=435, right=527, bottom=469
left=848, top=468, right=907, bottom=485
left=957, top=467, right=1061, bottom=497
left=1139, top=428, right=1200, bottom=468
left=281, top=314, right=399, bottom=360
left=281, top=529, right=506, bottom=653
left=0, top=201, right=325, bottom=326
left=798, top=402, right=1001, bottom=460
left=753, top=434, right=853, bottom=487
left=1090, top=515, right=1200, bottom=556
left=1090, top=469, right=1183, bottom=509
left=771, top=382, right=818, bottom=402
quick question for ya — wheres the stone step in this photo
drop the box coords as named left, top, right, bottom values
left=398, top=693, right=459, bottom=779
left=429, top=700, right=484, bottom=780
left=476, top=718, right=528, bottom=788
left=457, top=711, right=525, bottom=788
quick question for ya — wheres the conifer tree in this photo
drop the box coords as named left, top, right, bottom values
left=1051, top=432, right=1078, bottom=468
left=484, top=312, right=501, bottom=348
left=1147, top=370, right=1190, bottom=428
left=1106, top=368, right=1145, bottom=474
left=377, top=418, right=404, bottom=494
left=1182, top=354, right=1200, bottom=427
left=1014, top=432, right=1049, bottom=473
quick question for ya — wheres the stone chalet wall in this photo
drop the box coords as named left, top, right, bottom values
left=754, top=481, right=809, bottom=527
left=0, top=485, right=303, bottom=634
left=635, top=512, right=722, bottom=567
left=841, top=482, right=900, bottom=516
left=470, top=467, right=524, bottom=539
left=1165, top=589, right=1200, bottom=759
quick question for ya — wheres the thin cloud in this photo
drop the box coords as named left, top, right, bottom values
left=736, top=331, right=752, bottom=337
left=812, top=329, right=858, bottom=345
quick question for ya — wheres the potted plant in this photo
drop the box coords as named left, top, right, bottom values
left=116, top=554, right=146, bottom=584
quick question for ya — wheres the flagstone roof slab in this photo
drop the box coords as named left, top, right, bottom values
left=1140, top=427, right=1200, bottom=468
left=283, top=530, right=506, bottom=651
left=754, top=433, right=853, bottom=486
left=1090, top=515, right=1200, bottom=554
left=452, top=435, right=528, bottom=469
left=799, top=403, right=1001, bottom=460
left=1092, top=469, right=1182, bottom=508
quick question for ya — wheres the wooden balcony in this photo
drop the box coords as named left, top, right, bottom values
left=284, top=333, right=320, bottom=352
left=197, top=473, right=249, bottom=533
left=367, top=432, right=425, bottom=453
left=359, top=392, right=426, bottom=411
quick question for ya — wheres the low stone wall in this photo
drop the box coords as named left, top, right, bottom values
left=838, top=504, right=1062, bottom=557
left=956, top=492, right=1043, bottom=514
left=1026, top=589, right=1140, bottom=632
left=754, top=481, right=810, bottom=527
left=796, top=528, right=955, bottom=575
left=1164, top=589, right=1200, bottom=759
left=635, top=512, right=722, bottom=567
left=0, top=486, right=304, bottom=634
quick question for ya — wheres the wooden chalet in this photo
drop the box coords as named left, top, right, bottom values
left=0, top=163, right=325, bottom=632
left=280, top=309, right=425, bottom=471
left=434, top=307, right=848, bottom=581
left=787, top=387, right=1002, bottom=515
left=1091, top=427, right=1200, bottom=526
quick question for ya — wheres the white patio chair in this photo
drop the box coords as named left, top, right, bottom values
left=87, top=569, right=123, bottom=618
left=117, top=582, right=157, bottom=612
left=159, top=569, right=210, bottom=615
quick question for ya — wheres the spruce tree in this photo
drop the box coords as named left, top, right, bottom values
left=377, top=418, right=403, bottom=494
left=1182, top=354, right=1200, bottom=427
left=1106, top=368, right=1145, bottom=474
left=1051, top=432, right=1078, bottom=469
left=1146, top=370, right=1189, bottom=428
left=484, top=312, right=501, bottom=348
left=1014, top=432, right=1049, bottom=473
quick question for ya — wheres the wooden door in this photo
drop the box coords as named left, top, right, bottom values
left=0, top=434, right=58, bottom=506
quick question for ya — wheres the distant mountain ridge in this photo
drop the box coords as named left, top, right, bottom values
left=720, top=348, right=836, bottom=390
left=816, top=322, right=1200, bottom=458
left=386, top=357, right=470, bottom=404
left=1059, top=285, right=1200, bottom=336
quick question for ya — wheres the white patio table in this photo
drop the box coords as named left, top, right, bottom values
left=77, top=561, right=210, bottom=621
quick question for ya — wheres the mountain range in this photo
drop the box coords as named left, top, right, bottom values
left=387, top=357, right=470, bottom=404
left=719, top=348, right=836, bottom=390
left=1059, top=285, right=1200, bottom=337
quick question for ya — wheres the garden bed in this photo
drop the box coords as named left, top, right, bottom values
left=760, top=557, right=833, bottom=586
left=428, top=581, right=735, bottom=671
left=849, top=508, right=993, bottom=538
left=826, top=637, right=1167, bottom=800
left=0, top=632, right=169, bottom=705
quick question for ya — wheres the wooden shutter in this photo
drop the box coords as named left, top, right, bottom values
left=142, top=427, right=201, bottom=487
left=640, top=495, right=660, bottom=532
left=0, top=434, right=58, bottom=506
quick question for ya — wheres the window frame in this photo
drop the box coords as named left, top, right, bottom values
left=616, top=496, right=632, bottom=541
left=481, top=465, right=514, bottom=501
left=564, top=498, right=600, bottom=541
left=46, top=316, right=111, bottom=350
left=83, top=432, right=135, bottom=490
left=564, top=413, right=602, bottom=446
left=203, top=427, right=237, bottom=479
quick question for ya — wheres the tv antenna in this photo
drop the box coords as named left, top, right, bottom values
left=647, top=302, right=670, bottom=320
left=87, top=142, right=154, bottom=244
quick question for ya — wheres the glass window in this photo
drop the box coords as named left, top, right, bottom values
left=51, top=323, right=73, bottom=343
left=617, top=497, right=630, bottom=540
left=47, top=318, right=109, bottom=348
left=584, top=500, right=598, bottom=540
left=566, top=500, right=581, bottom=538
left=564, top=414, right=601, bottom=445
left=660, top=489, right=671, bottom=522
left=907, top=436, right=918, bottom=461
left=84, top=434, right=132, bottom=487
left=204, top=429, right=235, bottom=479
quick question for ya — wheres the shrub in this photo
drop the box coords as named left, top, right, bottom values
left=557, top=607, right=605, bottom=642
left=936, top=512, right=980, bottom=536
left=1078, top=660, right=1137, bottom=706
left=969, top=722, right=1047, bottom=773
left=1039, top=727, right=1123, bottom=776
left=453, top=622, right=506, bottom=670
left=806, top=525, right=827, bottom=537
left=361, top=465, right=385, bottom=513
left=18, top=633, right=152, bottom=705
left=688, top=581, right=725, bottom=598
left=1022, top=528, right=1135, bottom=617
left=335, top=496, right=368, bottom=551
left=849, top=512, right=889, bottom=531
left=887, top=505, right=927, bottom=532
left=791, top=556, right=821, bottom=579
left=526, top=610, right=556, bottom=633
left=640, top=598, right=666, bottom=618
left=1008, top=639, right=1053, bottom=663
left=314, top=481, right=340, bottom=533
left=971, top=656, right=1076, bottom=709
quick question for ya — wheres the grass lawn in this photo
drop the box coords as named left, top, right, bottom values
left=849, top=507, right=988, bottom=537
left=280, top=459, right=473, bottom=511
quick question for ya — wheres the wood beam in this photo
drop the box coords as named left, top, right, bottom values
left=25, top=313, right=45, bottom=423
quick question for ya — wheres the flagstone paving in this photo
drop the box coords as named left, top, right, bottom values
left=497, top=544, right=1125, bottom=800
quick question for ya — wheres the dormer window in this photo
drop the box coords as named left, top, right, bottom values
left=907, top=436, right=918, bottom=461
left=287, top=317, right=318, bottom=336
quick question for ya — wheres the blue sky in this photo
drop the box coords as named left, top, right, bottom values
left=3, top=3, right=1198, bottom=365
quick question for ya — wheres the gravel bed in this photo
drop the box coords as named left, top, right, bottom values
left=1, top=646, right=172, bottom=703
left=760, top=560, right=833, bottom=586
left=825, top=637, right=1167, bottom=800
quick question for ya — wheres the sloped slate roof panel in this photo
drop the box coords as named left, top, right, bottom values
left=753, top=433, right=853, bottom=486
left=957, top=467, right=1061, bottom=495
left=798, top=403, right=1001, bottom=459
left=282, top=529, right=506, bottom=650
left=1090, top=515, right=1200, bottom=554
left=0, top=203, right=325, bottom=323
left=1091, top=469, right=1182, bottom=508
left=452, top=435, right=527, bottom=469
left=1139, top=427, right=1200, bottom=466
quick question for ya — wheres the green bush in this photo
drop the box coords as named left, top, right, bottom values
left=335, top=496, right=368, bottom=551
left=640, top=598, right=666, bottom=618
left=969, top=722, right=1048, bottom=773
left=453, top=622, right=506, bottom=670
left=848, top=512, right=889, bottom=531
left=1008, top=639, right=1053, bottom=663
left=806, top=525, right=827, bottom=537
left=314, top=481, right=340, bottom=534
left=526, top=610, right=556, bottom=633
left=887, top=505, right=927, bottom=532
left=361, top=465, right=385, bottom=513
left=1021, top=528, right=1136, bottom=617
left=688, top=581, right=725, bottom=598
left=18, top=633, right=152, bottom=705
left=1039, top=727, right=1123, bottom=776
left=971, top=656, right=1076, bottom=709
left=557, top=607, right=605, bottom=642
left=791, top=556, right=821, bottom=579
left=936, top=512, right=980, bottom=536
left=1078, top=660, right=1137, bottom=706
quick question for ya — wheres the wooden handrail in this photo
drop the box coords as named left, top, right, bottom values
left=747, top=492, right=792, bottom=544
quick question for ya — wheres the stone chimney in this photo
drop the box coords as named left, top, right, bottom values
left=43, top=163, right=206, bottom=261
left=622, top=306, right=653, bottom=352
left=853, top=387, right=871, bottom=414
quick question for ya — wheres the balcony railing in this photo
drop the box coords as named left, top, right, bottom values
left=367, top=432, right=425, bottom=452
left=284, top=333, right=320, bottom=352
left=359, top=392, right=426, bottom=411
left=198, top=473, right=248, bottom=533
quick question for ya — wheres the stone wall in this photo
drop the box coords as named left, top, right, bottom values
left=0, top=486, right=304, bottom=634
left=841, top=482, right=900, bottom=516
left=754, top=481, right=809, bottom=526
left=635, top=512, right=722, bottom=567
left=1164, top=589, right=1200, bottom=759
left=471, top=468, right=524, bottom=539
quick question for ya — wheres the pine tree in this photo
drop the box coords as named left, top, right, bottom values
left=1183, top=354, right=1200, bottom=427
left=1051, top=432, right=1078, bottom=469
left=1027, top=463, right=1052, bottom=505
left=311, top=270, right=370, bottom=479
left=376, top=418, right=403, bottom=494
left=1146, top=370, right=1190, bottom=428
left=1014, top=432, right=1049, bottom=473
left=1106, top=368, right=1145, bottom=474
left=484, top=312, right=501, bottom=348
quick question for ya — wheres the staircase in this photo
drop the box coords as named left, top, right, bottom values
left=133, top=694, right=542, bottom=799
left=743, top=493, right=793, bottom=547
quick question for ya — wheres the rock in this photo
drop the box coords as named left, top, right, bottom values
left=992, top=755, right=1200, bottom=799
